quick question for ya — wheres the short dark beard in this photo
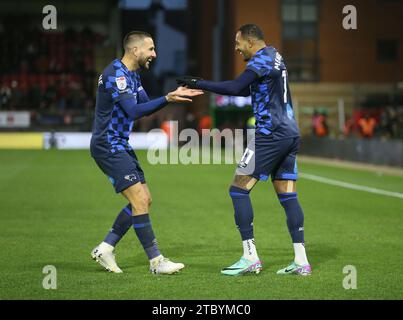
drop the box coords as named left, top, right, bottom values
left=138, top=56, right=149, bottom=69
left=239, top=51, right=250, bottom=62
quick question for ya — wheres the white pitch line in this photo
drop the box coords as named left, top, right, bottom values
left=299, top=173, right=403, bottom=199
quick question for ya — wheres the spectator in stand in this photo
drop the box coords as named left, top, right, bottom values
left=397, top=105, right=403, bottom=139
left=44, top=84, right=57, bottom=111
left=27, top=84, right=42, bottom=110
left=0, top=25, right=103, bottom=117
left=343, top=114, right=355, bottom=137
left=0, top=83, right=11, bottom=110
left=379, top=107, right=392, bottom=139
left=312, top=110, right=329, bottom=137
left=357, top=113, right=377, bottom=138
left=386, top=106, right=399, bottom=139
left=55, top=78, right=68, bottom=111
left=66, top=80, right=85, bottom=110
left=198, top=114, right=212, bottom=134
left=185, top=111, right=197, bottom=130
left=9, top=80, right=23, bottom=110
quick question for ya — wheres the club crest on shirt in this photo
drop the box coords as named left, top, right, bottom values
left=116, top=76, right=127, bottom=90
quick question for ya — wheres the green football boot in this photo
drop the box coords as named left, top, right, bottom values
left=221, top=257, right=263, bottom=276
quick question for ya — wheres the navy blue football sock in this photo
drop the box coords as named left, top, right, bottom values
left=132, top=214, right=161, bottom=260
left=229, top=186, right=254, bottom=241
left=103, top=204, right=132, bottom=247
left=278, top=193, right=305, bottom=243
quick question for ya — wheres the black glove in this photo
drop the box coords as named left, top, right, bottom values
left=176, top=75, right=203, bottom=88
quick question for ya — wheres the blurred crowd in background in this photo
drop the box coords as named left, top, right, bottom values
left=0, top=25, right=100, bottom=129
left=346, top=106, right=403, bottom=139
left=312, top=104, right=403, bottom=140
left=1, top=24, right=402, bottom=140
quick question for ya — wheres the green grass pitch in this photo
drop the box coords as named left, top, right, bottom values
left=0, top=149, right=402, bottom=299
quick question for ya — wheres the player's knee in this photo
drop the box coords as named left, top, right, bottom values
left=273, top=180, right=296, bottom=194
left=231, top=175, right=257, bottom=191
left=131, top=195, right=150, bottom=214
left=140, top=195, right=151, bottom=210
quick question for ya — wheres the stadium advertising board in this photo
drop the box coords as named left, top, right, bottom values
left=0, top=111, right=30, bottom=128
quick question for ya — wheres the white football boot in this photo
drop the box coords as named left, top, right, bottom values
left=91, top=242, right=123, bottom=273
left=149, top=255, right=185, bottom=275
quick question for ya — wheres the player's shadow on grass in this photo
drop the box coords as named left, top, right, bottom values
left=117, top=247, right=227, bottom=274
left=102, top=243, right=339, bottom=273
left=167, top=243, right=339, bottom=272
left=304, top=243, right=339, bottom=266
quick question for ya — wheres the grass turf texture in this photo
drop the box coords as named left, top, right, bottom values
left=0, top=150, right=402, bottom=299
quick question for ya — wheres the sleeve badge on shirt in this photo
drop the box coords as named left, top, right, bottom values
left=116, top=76, right=127, bottom=90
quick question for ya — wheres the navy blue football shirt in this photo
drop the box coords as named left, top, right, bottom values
left=246, top=46, right=300, bottom=140
left=90, top=59, right=149, bottom=157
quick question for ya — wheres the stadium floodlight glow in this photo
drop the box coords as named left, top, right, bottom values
left=119, top=0, right=151, bottom=9
left=214, top=94, right=252, bottom=108
left=119, top=0, right=187, bottom=10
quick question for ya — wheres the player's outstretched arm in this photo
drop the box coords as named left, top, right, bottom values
left=176, top=70, right=258, bottom=97
left=119, top=87, right=203, bottom=120
left=165, top=86, right=204, bottom=103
